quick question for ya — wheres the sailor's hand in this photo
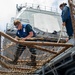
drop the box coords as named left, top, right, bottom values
left=15, top=38, right=18, bottom=41
left=62, top=22, right=66, bottom=26
left=14, top=37, right=20, bottom=41
left=21, top=38, right=26, bottom=41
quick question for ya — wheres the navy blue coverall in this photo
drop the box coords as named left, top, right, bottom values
left=61, top=5, right=73, bottom=39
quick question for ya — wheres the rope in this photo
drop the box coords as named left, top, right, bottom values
left=1, top=25, right=65, bottom=60
left=27, top=26, right=64, bottom=56
left=2, top=41, right=51, bottom=58
left=2, top=42, right=16, bottom=56
left=4, top=26, right=64, bottom=57
left=27, top=48, right=47, bottom=57
left=0, top=27, right=71, bottom=74
left=57, top=26, right=64, bottom=43
left=49, top=26, right=64, bottom=52
left=2, top=42, right=48, bottom=58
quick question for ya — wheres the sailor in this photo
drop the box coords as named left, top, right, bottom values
left=59, top=3, right=73, bottom=41
left=10, top=20, right=36, bottom=66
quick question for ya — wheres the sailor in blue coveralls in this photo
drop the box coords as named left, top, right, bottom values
left=11, top=20, right=36, bottom=66
left=59, top=3, right=73, bottom=40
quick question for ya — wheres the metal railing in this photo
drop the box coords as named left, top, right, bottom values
left=16, top=3, right=58, bottom=13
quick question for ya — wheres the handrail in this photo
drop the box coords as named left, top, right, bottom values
left=17, top=3, right=58, bottom=13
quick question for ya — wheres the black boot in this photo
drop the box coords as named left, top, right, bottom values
left=26, top=61, right=36, bottom=66
left=31, top=55, right=36, bottom=66
left=12, top=57, right=18, bottom=65
left=8, top=57, right=18, bottom=65
left=26, top=55, right=36, bottom=66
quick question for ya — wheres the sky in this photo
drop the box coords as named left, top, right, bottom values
left=0, top=0, right=68, bottom=31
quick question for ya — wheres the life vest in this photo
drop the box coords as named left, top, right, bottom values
left=16, top=24, right=36, bottom=38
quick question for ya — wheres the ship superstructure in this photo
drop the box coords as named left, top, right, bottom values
left=6, top=3, right=66, bottom=37
left=0, top=1, right=74, bottom=75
